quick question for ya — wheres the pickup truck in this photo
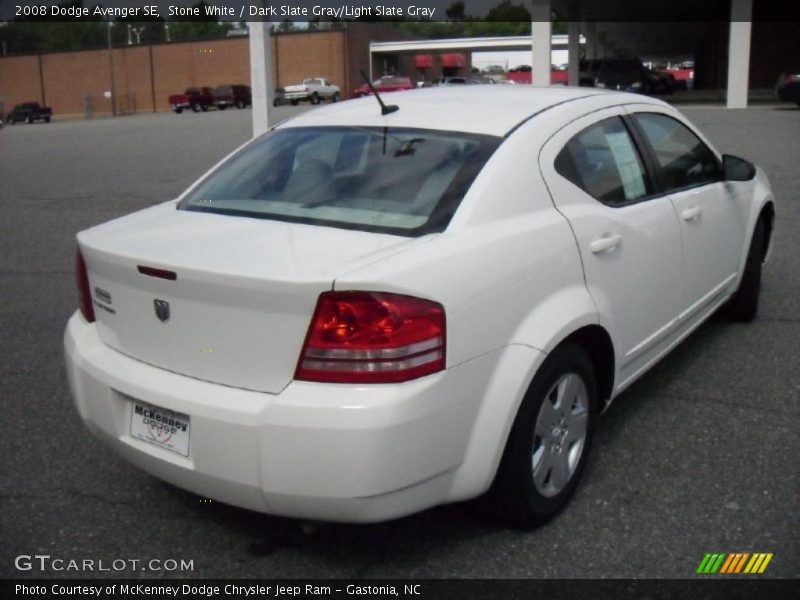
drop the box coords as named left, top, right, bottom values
left=7, top=102, right=52, bottom=124
left=168, top=87, right=215, bottom=113
left=283, top=78, right=340, bottom=105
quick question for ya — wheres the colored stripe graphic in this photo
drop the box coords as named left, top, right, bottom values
left=744, top=553, right=774, bottom=574
left=699, top=552, right=773, bottom=575
left=720, top=553, right=750, bottom=574
left=698, top=553, right=727, bottom=574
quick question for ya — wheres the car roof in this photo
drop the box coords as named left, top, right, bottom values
left=281, top=86, right=664, bottom=137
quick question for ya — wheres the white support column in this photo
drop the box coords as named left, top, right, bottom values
left=726, top=0, right=753, bottom=109
left=584, top=21, right=596, bottom=60
left=567, top=20, right=580, bottom=86
left=530, top=0, right=551, bottom=86
left=249, top=20, right=273, bottom=137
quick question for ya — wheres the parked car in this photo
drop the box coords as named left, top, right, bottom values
left=646, top=69, right=675, bottom=95
left=7, top=102, right=52, bottom=124
left=213, top=85, right=251, bottom=110
left=353, top=76, right=415, bottom=97
left=775, top=70, right=800, bottom=106
left=168, top=87, right=215, bottom=113
left=579, top=58, right=647, bottom=93
left=273, top=88, right=286, bottom=107
left=284, top=78, right=341, bottom=105
left=66, top=87, right=774, bottom=528
left=506, top=68, right=568, bottom=85
left=432, top=76, right=469, bottom=85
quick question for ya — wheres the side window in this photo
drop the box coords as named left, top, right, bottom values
left=555, top=117, right=649, bottom=206
left=633, top=113, right=721, bottom=191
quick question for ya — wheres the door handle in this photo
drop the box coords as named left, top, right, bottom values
left=590, top=233, right=623, bottom=254
left=681, top=206, right=703, bottom=221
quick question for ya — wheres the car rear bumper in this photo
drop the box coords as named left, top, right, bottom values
left=64, top=312, right=514, bottom=522
left=284, top=92, right=309, bottom=100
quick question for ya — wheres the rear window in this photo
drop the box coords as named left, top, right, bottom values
left=179, top=126, right=501, bottom=236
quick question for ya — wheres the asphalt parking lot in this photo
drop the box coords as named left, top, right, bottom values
left=0, top=102, right=797, bottom=580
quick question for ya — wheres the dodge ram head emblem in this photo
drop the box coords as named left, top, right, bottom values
left=153, top=299, right=170, bottom=322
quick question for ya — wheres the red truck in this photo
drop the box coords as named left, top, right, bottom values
left=168, top=87, right=215, bottom=114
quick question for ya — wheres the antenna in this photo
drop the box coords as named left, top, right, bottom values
left=360, top=71, right=399, bottom=116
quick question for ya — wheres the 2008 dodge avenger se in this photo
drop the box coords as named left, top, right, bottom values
left=65, top=87, right=775, bottom=527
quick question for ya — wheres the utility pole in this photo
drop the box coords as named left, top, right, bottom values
left=107, top=21, right=117, bottom=116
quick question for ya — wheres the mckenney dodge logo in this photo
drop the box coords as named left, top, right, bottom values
left=134, top=405, right=187, bottom=440
left=697, top=552, right=774, bottom=574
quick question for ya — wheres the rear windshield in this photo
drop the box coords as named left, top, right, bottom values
left=179, top=126, right=501, bottom=236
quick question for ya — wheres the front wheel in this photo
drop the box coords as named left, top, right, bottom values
left=191, top=103, right=202, bottom=113
left=723, top=218, right=765, bottom=322
left=310, top=93, right=320, bottom=105
left=489, top=343, right=596, bottom=529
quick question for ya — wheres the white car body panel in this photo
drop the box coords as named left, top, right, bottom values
left=65, top=87, right=775, bottom=522
left=78, top=202, right=422, bottom=393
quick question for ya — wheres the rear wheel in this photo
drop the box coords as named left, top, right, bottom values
left=489, top=343, right=596, bottom=529
left=273, top=98, right=282, bottom=107
left=310, top=93, right=320, bottom=105
left=723, top=218, right=766, bottom=322
left=331, top=92, right=341, bottom=103
left=236, top=99, right=246, bottom=109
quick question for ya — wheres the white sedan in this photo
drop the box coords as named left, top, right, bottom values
left=65, top=87, right=775, bottom=527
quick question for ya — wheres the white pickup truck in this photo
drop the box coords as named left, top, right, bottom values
left=283, top=78, right=341, bottom=105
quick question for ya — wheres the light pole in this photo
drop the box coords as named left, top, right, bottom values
left=107, top=20, right=117, bottom=116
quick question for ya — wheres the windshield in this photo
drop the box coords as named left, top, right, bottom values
left=180, top=126, right=501, bottom=236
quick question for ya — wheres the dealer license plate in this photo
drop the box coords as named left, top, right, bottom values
left=130, top=401, right=191, bottom=457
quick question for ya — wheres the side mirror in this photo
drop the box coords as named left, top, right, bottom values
left=723, top=154, right=756, bottom=181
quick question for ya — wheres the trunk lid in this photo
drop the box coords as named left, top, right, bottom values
left=79, top=202, right=418, bottom=393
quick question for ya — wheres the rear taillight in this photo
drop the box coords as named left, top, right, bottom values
left=296, top=291, right=445, bottom=384
left=785, top=74, right=800, bottom=83
left=76, top=249, right=95, bottom=323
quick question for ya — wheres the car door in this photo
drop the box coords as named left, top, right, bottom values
left=627, top=109, right=748, bottom=322
left=540, top=108, right=684, bottom=386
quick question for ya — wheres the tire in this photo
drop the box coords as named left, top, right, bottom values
left=489, top=343, right=596, bottom=529
left=273, top=98, right=282, bottom=107
left=310, top=93, right=320, bottom=105
left=44, top=116, right=51, bottom=123
left=200, top=104, right=208, bottom=112
left=236, top=100, right=246, bottom=109
left=26, top=116, right=33, bottom=124
left=331, top=92, right=341, bottom=103
left=191, top=103, right=201, bottom=113
left=173, top=108, right=183, bottom=114
left=723, top=218, right=766, bottom=322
